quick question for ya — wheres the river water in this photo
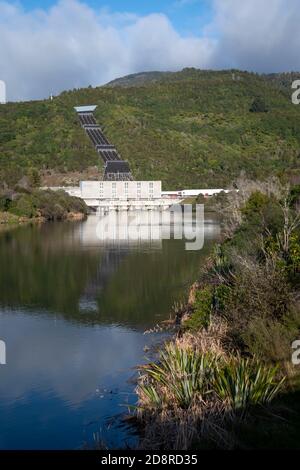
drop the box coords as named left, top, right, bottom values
left=0, top=212, right=220, bottom=449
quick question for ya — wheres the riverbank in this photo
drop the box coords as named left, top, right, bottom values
left=134, top=177, right=300, bottom=450
left=0, top=187, right=88, bottom=228
left=0, top=210, right=86, bottom=230
left=0, top=211, right=31, bottom=226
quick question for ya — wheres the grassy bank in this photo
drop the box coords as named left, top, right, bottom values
left=0, top=185, right=88, bottom=225
left=135, top=177, right=300, bottom=449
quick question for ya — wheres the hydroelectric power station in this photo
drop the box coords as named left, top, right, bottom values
left=46, top=105, right=182, bottom=211
left=44, top=105, right=228, bottom=211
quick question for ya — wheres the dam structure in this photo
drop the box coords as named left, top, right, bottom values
left=45, top=105, right=230, bottom=211
left=49, top=180, right=181, bottom=212
left=44, top=105, right=182, bottom=211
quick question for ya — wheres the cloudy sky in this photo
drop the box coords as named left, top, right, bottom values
left=0, top=0, right=299, bottom=101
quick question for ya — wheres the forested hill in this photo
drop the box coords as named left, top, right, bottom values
left=1, top=68, right=300, bottom=189
left=106, top=69, right=300, bottom=94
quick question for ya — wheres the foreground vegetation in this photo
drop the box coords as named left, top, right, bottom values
left=0, top=180, right=88, bottom=224
left=135, top=177, right=300, bottom=449
left=1, top=69, right=300, bottom=189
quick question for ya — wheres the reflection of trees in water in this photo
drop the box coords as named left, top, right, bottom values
left=94, top=239, right=214, bottom=327
left=0, top=223, right=102, bottom=318
left=0, top=219, right=219, bottom=327
left=78, top=249, right=128, bottom=312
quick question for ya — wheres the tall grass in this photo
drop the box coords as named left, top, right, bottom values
left=138, top=343, right=285, bottom=414
left=136, top=333, right=286, bottom=449
left=214, top=357, right=285, bottom=414
left=138, top=344, right=217, bottom=409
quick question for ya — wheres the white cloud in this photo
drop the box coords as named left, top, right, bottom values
left=0, top=0, right=214, bottom=101
left=0, top=0, right=300, bottom=102
left=124, top=13, right=215, bottom=72
left=210, top=0, right=300, bottom=72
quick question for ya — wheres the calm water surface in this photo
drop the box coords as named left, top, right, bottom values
left=0, top=213, right=220, bottom=449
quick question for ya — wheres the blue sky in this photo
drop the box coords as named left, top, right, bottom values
left=20, top=0, right=214, bottom=36
left=1, top=0, right=299, bottom=101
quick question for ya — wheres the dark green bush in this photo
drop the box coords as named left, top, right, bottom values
left=249, top=97, right=269, bottom=113
left=241, top=191, right=283, bottom=236
left=34, top=190, right=88, bottom=220
left=6, top=189, right=88, bottom=220
left=0, top=195, right=11, bottom=212
left=27, top=167, right=41, bottom=188
left=214, top=284, right=231, bottom=312
left=9, top=194, right=37, bottom=218
left=185, top=286, right=213, bottom=330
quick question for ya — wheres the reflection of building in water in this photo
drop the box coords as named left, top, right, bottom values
left=76, top=211, right=220, bottom=313
left=77, top=212, right=163, bottom=248
left=75, top=210, right=219, bottom=249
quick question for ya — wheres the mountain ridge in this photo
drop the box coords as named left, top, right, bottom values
left=1, top=68, right=300, bottom=189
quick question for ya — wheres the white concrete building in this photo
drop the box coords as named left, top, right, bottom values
left=80, top=180, right=170, bottom=210
left=45, top=180, right=183, bottom=211
left=81, top=180, right=161, bottom=201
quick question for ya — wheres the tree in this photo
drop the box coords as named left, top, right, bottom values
left=276, top=186, right=300, bottom=258
left=27, top=167, right=41, bottom=188
left=249, top=97, right=269, bottom=113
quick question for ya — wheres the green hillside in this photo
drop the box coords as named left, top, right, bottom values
left=1, top=68, right=300, bottom=189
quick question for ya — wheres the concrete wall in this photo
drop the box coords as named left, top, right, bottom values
left=41, top=182, right=183, bottom=210
left=80, top=181, right=161, bottom=201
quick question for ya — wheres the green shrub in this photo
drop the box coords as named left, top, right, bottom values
left=290, top=185, right=300, bottom=208
left=138, top=344, right=285, bottom=415
left=242, top=306, right=300, bottom=364
left=240, top=191, right=283, bottom=237
left=211, top=244, right=232, bottom=277
left=249, top=97, right=269, bottom=113
left=27, top=167, right=41, bottom=188
left=242, top=191, right=271, bottom=216
left=214, top=284, right=231, bottom=312
left=226, top=262, right=290, bottom=336
left=0, top=195, right=11, bottom=212
left=9, top=194, right=37, bottom=218
left=288, top=233, right=300, bottom=273
left=184, top=286, right=213, bottom=330
left=5, top=188, right=88, bottom=220
left=138, top=344, right=217, bottom=409
left=214, top=357, right=285, bottom=414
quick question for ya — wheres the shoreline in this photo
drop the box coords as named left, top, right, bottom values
left=0, top=211, right=86, bottom=231
left=132, top=178, right=300, bottom=450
